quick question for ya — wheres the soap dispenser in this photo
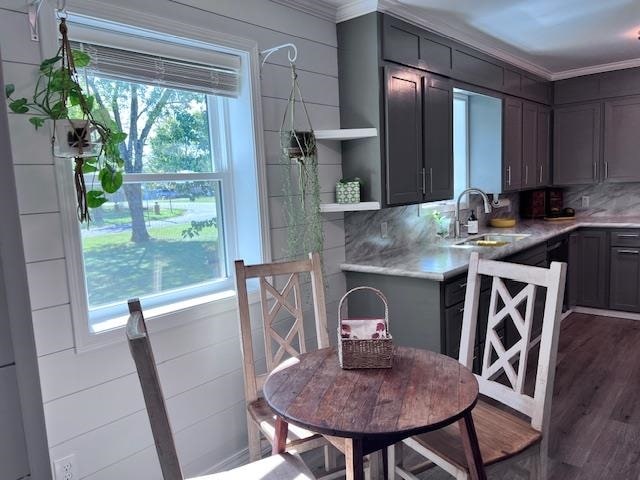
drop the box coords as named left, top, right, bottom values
left=467, top=209, right=479, bottom=235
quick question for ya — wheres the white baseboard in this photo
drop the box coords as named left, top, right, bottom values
left=572, top=306, right=640, bottom=321
left=195, top=445, right=274, bottom=476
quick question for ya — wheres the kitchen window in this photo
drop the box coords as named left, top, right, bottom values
left=61, top=15, right=267, bottom=349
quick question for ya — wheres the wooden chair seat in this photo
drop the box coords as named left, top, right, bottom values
left=411, top=399, right=542, bottom=469
left=248, top=398, right=326, bottom=452
left=199, top=452, right=314, bottom=479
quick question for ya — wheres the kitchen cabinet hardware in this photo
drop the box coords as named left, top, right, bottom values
left=525, top=165, right=529, bottom=185
left=618, top=234, right=640, bottom=238
left=507, top=165, right=511, bottom=186
left=421, top=168, right=426, bottom=195
left=617, top=249, right=639, bottom=255
left=605, top=162, right=609, bottom=179
left=429, top=167, right=433, bottom=193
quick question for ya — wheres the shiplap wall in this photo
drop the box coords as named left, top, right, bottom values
left=0, top=0, right=345, bottom=477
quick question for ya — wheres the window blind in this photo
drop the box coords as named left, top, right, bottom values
left=71, top=41, right=241, bottom=98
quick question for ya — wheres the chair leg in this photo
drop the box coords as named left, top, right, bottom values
left=387, top=445, right=396, bottom=480
left=324, top=444, right=338, bottom=471
left=247, top=415, right=262, bottom=462
left=366, top=452, right=379, bottom=479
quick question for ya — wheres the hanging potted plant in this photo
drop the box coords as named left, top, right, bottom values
left=279, top=64, right=323, bottom=256
left=4, top=18, right=126, bottom=223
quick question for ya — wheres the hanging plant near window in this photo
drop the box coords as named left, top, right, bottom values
left=280, top=64, right=323, bottom=257
left=4, top=17, right=126, bottom=223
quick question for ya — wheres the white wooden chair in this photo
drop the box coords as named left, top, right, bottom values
left=388, top=252, right=567, bottom=480
left=235, top=252, right=346, bottom=479
left=126, top=299, right=314, bottom=480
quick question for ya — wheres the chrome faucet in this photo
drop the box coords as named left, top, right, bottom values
left=454, top=188, right=493, bottom=238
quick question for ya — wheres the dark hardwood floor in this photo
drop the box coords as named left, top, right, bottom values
left=306, top=313, right=640, bottom=479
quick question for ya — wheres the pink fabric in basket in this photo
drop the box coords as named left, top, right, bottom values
left=341, top=318, right=387, bottom=339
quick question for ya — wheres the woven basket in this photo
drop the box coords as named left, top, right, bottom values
left=337, top=286, right=393, bottom=369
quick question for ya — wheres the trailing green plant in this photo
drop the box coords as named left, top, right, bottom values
left=4, top=18, right=126, bottom=223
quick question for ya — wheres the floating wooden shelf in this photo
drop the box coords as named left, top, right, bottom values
left=314, top=128, right=377, bottom=141
left=319, top=202, right=381, bottom=213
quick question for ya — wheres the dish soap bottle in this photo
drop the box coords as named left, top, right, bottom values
left=467, top=209, right=479, bottom=235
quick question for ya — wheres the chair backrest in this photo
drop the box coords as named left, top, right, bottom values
left=459, top=252, right=567, bottom=435
left=234, top=252, right=329, bottom=404
left=126, top=299, right=183, bottom=480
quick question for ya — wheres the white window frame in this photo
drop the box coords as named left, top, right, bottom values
left=47, top=3, right=271, bottom=352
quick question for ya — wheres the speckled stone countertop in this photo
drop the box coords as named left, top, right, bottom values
left=341, top=216, right=640, bottom=282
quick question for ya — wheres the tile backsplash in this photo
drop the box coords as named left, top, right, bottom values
left=564, top=183, right=640, bottom=217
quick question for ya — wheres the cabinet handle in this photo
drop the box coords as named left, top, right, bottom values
left=593, top=161, right=598, bottom=180
left=459, top=282, right=467, bottom=289
left=618, top=249, right=640, bottom=255
left=429, top=167, right=433, bottom=193
left=525, top=165, right=529, bottom=185
left=618, top=234, right=640, bottom=238
left=605, top=162, right=609, bottom=179
left=539, top=164, right=543, bottom=184
left=421, top=168, right=426, bottom=195
left=458, top=307, right=465, bottom=313
left=507, top=165, right=511, bottom=186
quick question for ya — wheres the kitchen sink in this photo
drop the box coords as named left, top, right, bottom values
left=451, top=233, right=531, bottom=248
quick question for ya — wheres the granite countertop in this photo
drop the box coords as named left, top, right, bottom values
left=340, top=216, right=640, bottom=282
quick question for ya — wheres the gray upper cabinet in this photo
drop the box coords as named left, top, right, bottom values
left=424, top=75, right=453, bottom=201
left=603, top=96, right=640, bottom=183
left=536, top=106, right=551, bottom=186
left=555, top=66, right=640, bottom=105
left=382, top=15, right=453, bottom=77
left=384, top=66, right=424, bottom=205
left=380, top=14, right=550, bottom=104
left=503, top=97, right=523, bottom=191
left=553, top=103, right=601, bottom=185
left=521, top=101, right=538, bottom=189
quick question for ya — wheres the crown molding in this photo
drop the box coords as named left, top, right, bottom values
left=335, top=0, right=640, bottom=82
left=271, top=0, right=338, bottom=22
left=551, top=58, right=640, bottom=81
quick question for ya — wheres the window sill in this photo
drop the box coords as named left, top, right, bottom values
left=75, top=289, right=260, bottom=353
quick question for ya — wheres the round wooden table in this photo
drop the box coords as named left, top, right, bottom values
left=263, top=346, right=486, bottom=480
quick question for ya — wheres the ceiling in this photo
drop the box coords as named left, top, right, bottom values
left=319, top=0, right=640, bottom=79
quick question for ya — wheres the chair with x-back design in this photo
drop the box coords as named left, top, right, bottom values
left=235, top=252, right=344, bottom=478
left=389, top=252, right=567, bottom=480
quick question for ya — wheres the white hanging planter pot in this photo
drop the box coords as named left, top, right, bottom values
left=53, top=119, right=101, bottom=158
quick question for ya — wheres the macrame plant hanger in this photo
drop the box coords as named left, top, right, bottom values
left=263, top=43, right=323, bottom=256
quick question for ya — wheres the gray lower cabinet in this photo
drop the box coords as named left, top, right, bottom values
left=553, top=103, right=601, bottom=185
left=609, top=230, right=640, bottom=312
left=603, top=96, right=640, bottom=183
left=570, top=230, right=609, bottom=308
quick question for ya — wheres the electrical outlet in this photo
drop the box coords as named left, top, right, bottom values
left=380, top=221, right=388, bottom=239
left=581, top=196, right=590, bottom=208
left=54, top=454, right=77, bottom=480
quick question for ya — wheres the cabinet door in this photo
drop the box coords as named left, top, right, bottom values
left=521, top=101, right=538, bottom=189
left=536, top=105, right=551, bottom=186
left=610, top=247, right=640, bottom=312
left=576, top=230, right=609, bottom=308
left=603, top=96, right=640, bottom=183
left=384, top=67, right=424, bottom=205
left=553, top=103, right=601, bottom=185
left=424, top=75, right=453, bottom=201
left=503, top=97, right=523, bottom=191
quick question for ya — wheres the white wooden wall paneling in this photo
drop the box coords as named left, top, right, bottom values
left=31, top=304, right=74, bottom=357
left=25, top=259, right=69, bottom=311
left=7, top=114, right=53, bottom=165
left=262, top=96, right=340, bottom=131
left=167, top=0, right=338, bottom=47
left=261, top=62, right=339, bottom=106
left=20, top=213, right=65, bottom=263
left=266, top=164, right=343, bottom=197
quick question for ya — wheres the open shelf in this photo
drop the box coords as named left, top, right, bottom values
left=319, top=202, right=381, bottom=213
left=314, top=128, right=377, bottom=141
